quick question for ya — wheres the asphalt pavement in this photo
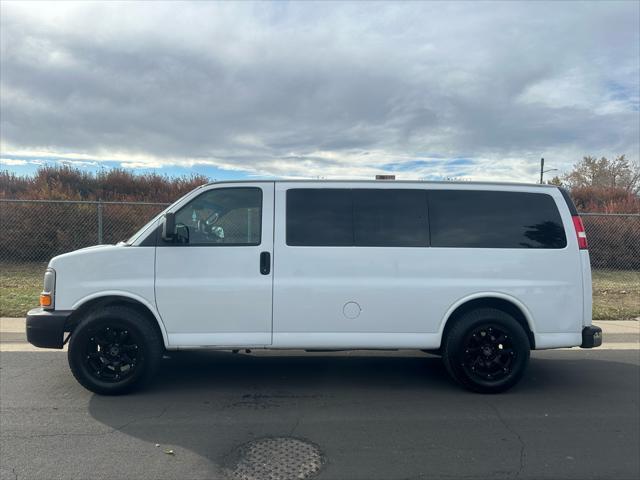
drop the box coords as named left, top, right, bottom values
left=1, top=319, right=638, bottom=480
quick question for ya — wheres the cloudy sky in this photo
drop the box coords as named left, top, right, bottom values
left=1, top=1, right=638, bottom=182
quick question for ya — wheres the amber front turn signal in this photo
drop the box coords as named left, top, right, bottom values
left=40, top=293, right=52, bottom=307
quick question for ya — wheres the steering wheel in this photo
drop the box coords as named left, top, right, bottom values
left=203, top=211, right=220, bottom=226
left=196, top=214, right=224, bottom=241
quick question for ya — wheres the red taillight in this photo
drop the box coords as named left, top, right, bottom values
left=572, top=215, right=588, bottom=250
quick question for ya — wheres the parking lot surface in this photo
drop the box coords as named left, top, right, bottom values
left=1, top=320, right=639, bottom=480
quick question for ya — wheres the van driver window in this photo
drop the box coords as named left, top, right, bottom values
left=173, top=187, right=262, bottom=245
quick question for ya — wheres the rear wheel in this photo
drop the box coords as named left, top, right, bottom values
left=68, top=306, right=163, bottom=395
left=442, top=308, right=530, bottom=393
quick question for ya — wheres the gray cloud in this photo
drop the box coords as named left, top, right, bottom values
left=1, top=0, right=638, bottom=180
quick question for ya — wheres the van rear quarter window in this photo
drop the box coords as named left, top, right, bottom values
left=428, top=190, right=566, bottom=248
left=353, top=189, right=428, bottom=247
left=286, top=188, right=429, bottom=247
left=286, top=189, right=352, bottom=246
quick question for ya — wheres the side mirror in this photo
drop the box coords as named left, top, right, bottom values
left=161, top=212, right=176, bottom=241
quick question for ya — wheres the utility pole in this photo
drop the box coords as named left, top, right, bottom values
left=539, top=157, right=558, bottom=184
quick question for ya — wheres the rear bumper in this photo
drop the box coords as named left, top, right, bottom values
left=26, top=308, right=73, bottom=349
left=580, top=325, right=603, bottom=349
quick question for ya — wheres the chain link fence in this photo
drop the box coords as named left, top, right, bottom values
left=0, top=199, right=638, bottom=318
left=580, top=213, right=640, bottom=270
left=0, top=199, right=169, bottom=263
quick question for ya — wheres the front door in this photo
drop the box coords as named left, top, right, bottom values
left=155, top=183, right=274, bottom=347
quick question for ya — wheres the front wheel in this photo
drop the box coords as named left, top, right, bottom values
left=442, top=308, right=530, bottom=393
left=68, top=306, right=163, bottom=395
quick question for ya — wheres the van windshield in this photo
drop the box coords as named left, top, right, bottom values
left=124, top=187, right=210, bottom=244
left=124, top=207, right=169, bottom=245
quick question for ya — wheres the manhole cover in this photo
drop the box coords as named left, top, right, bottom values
left=226, top=437, right=323, bottom=480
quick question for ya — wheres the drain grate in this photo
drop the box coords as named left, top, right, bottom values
left=226, top=437, right=323, bottom=480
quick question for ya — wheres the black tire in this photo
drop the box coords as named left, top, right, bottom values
left=442, top=308, right=530, bottom=393
left=68, top=306, right=163, bottom=395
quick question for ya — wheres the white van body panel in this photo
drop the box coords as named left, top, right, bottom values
left=45, top=180, right=590, bottom=351
left=70, top=289, right=169, bottom=346
left=439, top=292, right=535, bottom=334
left=48, top=244, right=169, bottom=345
left=51, top=245, right=155, bottom=312
left=154, top=182, right=274, bottom=347
left=580, top=251, right=593, bottom=326
left=272, top=182, right=584, bottom=350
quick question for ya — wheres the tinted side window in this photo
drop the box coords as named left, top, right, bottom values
left=354, top=189, right=428, bottom=247
left=286, top=189, right=352, bottom=246
left=172, top=187, right=262, bottom=246
left=429, top=190, right=566, bottom=248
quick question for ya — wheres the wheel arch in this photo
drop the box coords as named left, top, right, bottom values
left=68, top=292, right=169, bottom=348
left=439, top=293, right=536, bottom=349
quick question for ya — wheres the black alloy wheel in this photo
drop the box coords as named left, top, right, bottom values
left=442, top=308, right=530, bottom=393
left=84, top=325, right=140, bottom=383
left=461, top=324, right=516, bottom=383
left=68, top=306, right=163, bottom=395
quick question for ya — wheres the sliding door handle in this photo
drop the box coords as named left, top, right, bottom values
left=260, top=251, right=271, bottom=275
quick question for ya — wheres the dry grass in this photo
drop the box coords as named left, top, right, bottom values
left=592, top=269, right=640, bottom=320
left=0, top=263, right=638, bottom=320
left=0, top=263, right=45, bottom=317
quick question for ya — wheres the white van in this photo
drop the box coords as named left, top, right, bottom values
left=26, top=180, right=602, bottom=394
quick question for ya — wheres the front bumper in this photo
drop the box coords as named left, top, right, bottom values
left=26, top=308, right=73, bottom=349
left=580, top=325, right=603, bottom=348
